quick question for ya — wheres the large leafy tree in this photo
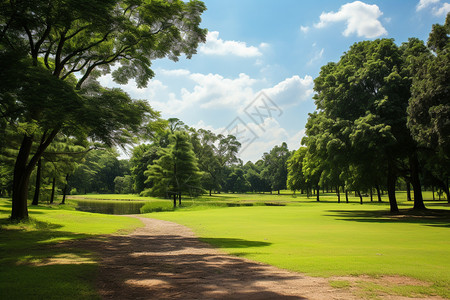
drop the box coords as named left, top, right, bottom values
left=309, top=38, right=428, bottom=213
left=0, top=0, right=206, bottom=220
left=408, top=14, right=450, bottom=201
left=261, top=142, right=290, bottom=194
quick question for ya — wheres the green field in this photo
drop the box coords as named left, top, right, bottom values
left=0, top=199, right=142, bottom=300
left=144, top=195, right=450, bottom=298
left=1, top=192, right=449, bottom=299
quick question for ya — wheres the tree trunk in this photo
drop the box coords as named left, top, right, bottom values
left=31, top=158, right=42, bottom=206
left=61, top=175, right=69, bottom=205
left=409, top=152, right=426, bottom=210
left=406, top=180, right=412, bottom=201
left=277, top=189, right=280, bottom=195
left=336, top=185, right=340, bottom=203
left=370, top=188, right=373, bottom=202
left=357, top=191, right=363, bottom=204
left=50, top=177, right=56, bottom=204
left=376, top=185, right=382, bottom=202
left=11, top=135, right=33, bottom=220
left=173, top=193, right=177, bottom=208
left=387, top=160, right=399, bottom=214
left=432, top=186, right=435, bottom=201
left=11, top=129, right=60, bottom=220
left=209, top=189, right=212, bottom=196
left=178, top=192, right=181, bottom=206
left=345, top=189, right=349, bottom=203
left=316, top=186, right=320, bottom=202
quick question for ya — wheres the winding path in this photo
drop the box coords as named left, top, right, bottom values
left=76, top=216, right=362, bottom=299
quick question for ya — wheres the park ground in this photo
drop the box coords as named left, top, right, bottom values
left=0, top=191, right=449, bottom=299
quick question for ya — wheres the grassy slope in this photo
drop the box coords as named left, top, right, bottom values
left=0, top=199, right=142, bottom=300
left=147, top=198, right=450, bottom=298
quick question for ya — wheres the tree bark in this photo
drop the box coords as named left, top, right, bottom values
left=336, top=185, right=340, bottom=203
left=316, top=186, right=320, bottom=202
left=61, top=175, right=69, bottom=205
left=376, top=185, right=382, bottom=202
left=11, top=129, right=60, bottom=220
left=387, top=160, right=399, bottom=214
left=345, top=189, right=349, bottom=203
left=50, top=177, right=56, bottom=204
left=31, top=158, right=42, bottom=205
left=409, top=152, right=426, bottom=210
left=357, top=191, right=363, bottom=204
left=173, top=193, right=176, bottom=208
left=370, top=188, right=373, bottom=202
left=178, top=192, right=181, bottom=206
left=11, top=135, right=33, bottom=220
left=406, top=180, right=412, bottom=201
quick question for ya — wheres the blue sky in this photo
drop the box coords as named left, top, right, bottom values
left=100, top=0, right=449, bottom=162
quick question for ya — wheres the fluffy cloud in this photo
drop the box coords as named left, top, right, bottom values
left=314, top=1, right=387, bottom=38
left=260, top=75, right=314, bottom=109
left=199, top=31, right=265, bottom=57
left=416, top=0, right=450, bottom=15
left=300, top=25, right=310, bottom=33
left=416, top=0, right=440, bottom=11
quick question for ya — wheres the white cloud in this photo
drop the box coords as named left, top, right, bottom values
left=433, top=2, right=450, bottom=15
left=300, top=25, right=310, bottom=33
left=416, top=0, right=450, bottom=15
left=260, top=75, right=314, bottom=109
left=314, top=1, right=387, bottom=38
left=199, top=31, right=265, bottom=57
left=308, top=48, right=325, bottom=65
left=416, top=0, right=440, bottom=11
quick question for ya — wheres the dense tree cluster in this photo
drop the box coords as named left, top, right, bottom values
left=287, top=15, right=450, bottom=213
left=0, top=0, right=207, bottom=220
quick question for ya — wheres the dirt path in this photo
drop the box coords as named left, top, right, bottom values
left=76, top=216, right=438, bottom=300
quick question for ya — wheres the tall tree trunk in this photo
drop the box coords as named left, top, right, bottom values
left=406, top=180, right=412, bottom=201
left=336, top=186, right=340, bottom=203
left=277, top=189, right=280, bottom=195
left=173, top=193, right=177, bottom=208
left=316, top=186, right=320, bottom=202
left=31, top=158, right=42, bottom=205
left=209, top=189, right=212, bottom=196
left=50, top=177, right=56, bottom=204
left=409, top=152, right=426, bottom=210
left=387, top=160, right=399, bottom=214
left=357, top=191, right=363, bottom=204
left=345, top=189, right=349, bottom=203
left=178, top=192, right=181, bottom=206
left=370, top=188, right=373, bottom=202
left=376, top=185, right=382, bottom=202
left=11, top=129, right=59, bottom=220
left=11, top=136, right=33, bottom=220
left=432, top=186, right=435, bottom=201
left=61, top=174, right=69, bottom=205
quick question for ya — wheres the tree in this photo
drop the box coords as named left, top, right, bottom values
left=143, top=131, right=202, bottom=207
left=309, top=38, right=428, bottom=213
left=261, top=142, right=290, bottom=194
left=1, top=0, right=206, bottom=220
left=408, top=14, right=450, bottom=201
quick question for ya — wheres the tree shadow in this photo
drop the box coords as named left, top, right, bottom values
left=0, top=220, right=99, bottom=299
left=325, top=208, right=450, bottom=228
left=72, top=231, right=318, bottom=299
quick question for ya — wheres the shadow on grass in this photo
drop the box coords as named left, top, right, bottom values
left=75, top=233, right=308, bottom=299
left=200, top=237, right=271, bottom=249
left=0, top=218, right=99, bottom=300
left=325, top=208, right=450, bottom=228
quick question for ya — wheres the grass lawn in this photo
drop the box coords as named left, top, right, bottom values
left=0, top=199, right=142, bottom=300
left=146, top=197, right=450, bottom=298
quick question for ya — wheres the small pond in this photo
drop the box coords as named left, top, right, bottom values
left=75, top=200, right=146, bottom=215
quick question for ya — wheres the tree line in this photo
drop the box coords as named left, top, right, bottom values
left=287, top=14, right=450, bottom=213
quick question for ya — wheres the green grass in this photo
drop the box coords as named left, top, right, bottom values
left=146, top=199, right=450, bottom=298
left=0, top=199, right=142, bottom=300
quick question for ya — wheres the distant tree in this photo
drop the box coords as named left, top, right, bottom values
left=143, top=131, right=202, bottom=207
left=261, top=142, right=290, bottom=194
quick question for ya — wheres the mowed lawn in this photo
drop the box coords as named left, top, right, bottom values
left=0, top=200, right=142, bottom=300
left=147, top=200, right=450, bottom=298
